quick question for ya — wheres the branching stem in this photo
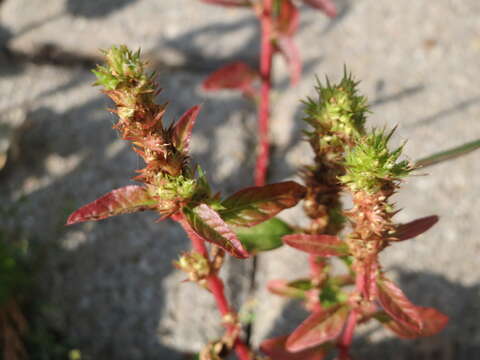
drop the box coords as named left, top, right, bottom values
left=173, top=213, right=251, bottom=360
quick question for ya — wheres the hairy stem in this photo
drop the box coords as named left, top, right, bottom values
left=173, top=213, right=251, bottom=360
left=255, top=0, right=273, bottom=186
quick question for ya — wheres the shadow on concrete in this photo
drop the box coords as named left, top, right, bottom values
left=372, top=80, right=425, bottom=107
left=408, top=96, right=480, bottom=129
left=160, top=16, right=260, bottom=73
left=320, top=0, right=354, bottom=34
left=0, top=94, right=192, bottom=359
left=66, top=0, right=138, bottom=19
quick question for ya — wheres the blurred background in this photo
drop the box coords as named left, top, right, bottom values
left=0, top=0, right=479, bottom=359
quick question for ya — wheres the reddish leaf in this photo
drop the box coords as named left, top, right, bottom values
left=377, top=276, right=422, bottom=332
left=303, top=0, right=337, bottom=18
left=66, top=186, right=156, bottom=225
left=392, top=215, right=439, bottom=241
left=219, top=181, right=306, bottom=227
left=277, top=36, right=302, bottom=85
left=200, top=0, right=251, bottom=7
left=283, top=234, right=348, bottom=256
left=272, top=0, right=301, bottom=85
left=172, top=105, right=201, bottom=153
left=286, top=305, right=348, bottom=352
left=267, top=279, right=312, bottom=299
left=383, top=307, right=448, bottom=339
left=184, top=204, right=249, bottom=258
left=202, top=62, right=258, bottom=95
left=276, top=0, right=299, bottom=36
left=261, top=335, right=330, bottom=360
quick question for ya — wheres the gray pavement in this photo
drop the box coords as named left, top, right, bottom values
left=0, top=0, right=479, bottom=359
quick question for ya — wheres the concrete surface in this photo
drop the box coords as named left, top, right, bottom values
left=0, top=0, right=479, bottom=359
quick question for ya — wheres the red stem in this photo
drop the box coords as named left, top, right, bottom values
left=308, top=254, right=324, bottom=280
left=337, top=310, right=358, bottom=358
left=255, top=0, right=274, bottom=186
left=335, top=267, right=366, bottom=357
left=173, top=213, right=251, bottom=360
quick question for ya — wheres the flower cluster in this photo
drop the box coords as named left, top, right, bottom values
left=263, top=73, right=447, bottom=360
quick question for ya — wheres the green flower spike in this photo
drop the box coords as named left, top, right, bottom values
left=303, top=69, right=369, bottom=138
left=340, top=128, right=412, bottom=193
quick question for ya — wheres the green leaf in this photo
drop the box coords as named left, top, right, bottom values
left=234, top=217, right=292, bottom=253
left=319, top=280, right=348, bottom=308
left=415, top=139, right=480, bottom=168
left=219, top=181, right=306, bottom=227
left=183, top=204, right=249, bottom=258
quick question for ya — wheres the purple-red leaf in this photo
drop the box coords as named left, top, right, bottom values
left=184, top=204, right=249, bottom=258
left=272, top=0, right=301, bottom=85
left=303, top=0, right=337, bottom=18
left=261, top=335, right=329, bottom=360
left=267, top=278, right=312, bottom=299
left=219, top=181, right=306, bottom=227
left=286, top=305, right=348, bottom=352
left=283, top=234, right=348, bottom=256
left=383, top=307, right=448, bottom=339
left=276, top=0, right=299, bottom=37
left=66, top=186, right=156, bottom=225
left=202, top=62, right=258, bottom=95
left=173, top=105, right=201, bottom=153
left=200, top=0, right=251, bottom=7
left=377, top=276, right=422, bottom=332
left=392, top=215, right=439, bottom=241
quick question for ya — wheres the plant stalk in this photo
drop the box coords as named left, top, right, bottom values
left=255, top=0, right=273, bottom=186
left=173, top=213, right=251, bottom=360
left=337, top=310, right=358, bottom=358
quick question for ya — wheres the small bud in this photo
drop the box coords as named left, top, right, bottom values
left=93, top=45, right=155, bottom=96
left=174, top=252, right=210, bottom=282
left=151, top=174, right=198, bottom=202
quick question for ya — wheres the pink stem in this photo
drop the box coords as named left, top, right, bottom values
left=336, top=266, right=367, bottom=357
left=255, top=0, right=274, bottom=186
left=337, top=310, right=358, bottom=358
left=308, top=254, right=324, bottom=279
left=173, top=213, right=251, bottom=360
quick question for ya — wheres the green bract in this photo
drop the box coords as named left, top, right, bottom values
left=92, top=45, right=156, bottom=95
left=303, top=71, right=368, bottom=138
left=340, top=128, right=412, bottom=193
left=152, top=174, right=198, bottom=200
